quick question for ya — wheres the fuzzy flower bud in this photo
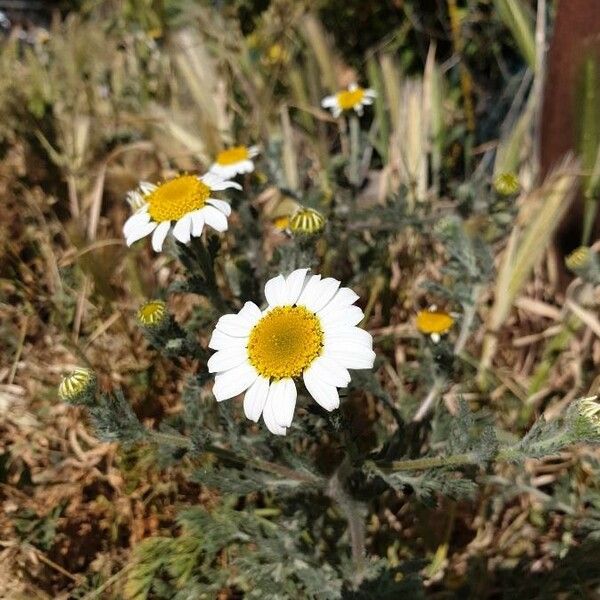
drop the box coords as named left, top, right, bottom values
left=493, top=172, right=520, bottom=196
left=568, top=396, right=600, bottom=443
left=58, top=367, right=97, bottom=405
left=565, top=246, right=600, bottom=283
left=289, top=207, right=326, bottom=235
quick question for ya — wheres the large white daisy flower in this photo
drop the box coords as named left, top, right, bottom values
left=207, top=269, right=376, bottom=435
left=208, top=145, right=260, bottom=179
left=321, top=83, right=376, bottom=118
left=123, top=172, right=241, bottom=252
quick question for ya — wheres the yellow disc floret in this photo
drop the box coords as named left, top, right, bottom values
left=248, top=306, right=324, bottom=379
left=337, top=87, right=365, bottom=111
left=216, top=146, right=249, bottom=166
left=146, top=175, right=210, bottom=222
left=416, top=310, right=455, bottom=335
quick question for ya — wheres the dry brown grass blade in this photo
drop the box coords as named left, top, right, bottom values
left=479, top=155, right=580, bottom=382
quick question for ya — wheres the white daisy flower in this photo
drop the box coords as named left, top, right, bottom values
left=207, top=269, right=376, bottom=435
left=209, top=145, right=260, bottom=179
left=321, top=83, right=376, bottom=118
left=123, top=173, right=241, bottom=252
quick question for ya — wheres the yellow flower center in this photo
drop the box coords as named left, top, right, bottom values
left=247, top=306, right=324, bottom=379
left=146, top=175, right=210, bottom=222
left=416, top=310, right=455, bottom=335
left=216, top=146, right=249, bottom=166
left=337, top=87, right=365, bottom=110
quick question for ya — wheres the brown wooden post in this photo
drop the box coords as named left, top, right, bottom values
left=541, top=0, right=600, bottom=259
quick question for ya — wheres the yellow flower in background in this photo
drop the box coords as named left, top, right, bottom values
left=272, top=215, right=291, bottom=231
left=321, top=83, right=376, bottom=118
left=208, top=269, right=375, bottom=435
left=209, top=145, right=260, bottom=179
left=416, top=308, right=455, bottom=343
left=493, top=172, right=520, bottom=196
left=124, top=173, right=241, bottom=252
left=289, top=207, right=326, bottom=235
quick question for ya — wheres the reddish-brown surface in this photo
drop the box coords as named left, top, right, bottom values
left=541, top=0, right=600, bottom=255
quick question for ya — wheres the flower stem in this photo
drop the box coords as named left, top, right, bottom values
left=150, top=431, right=321, bottom=485
left=193, top=237, right=230, bottom=314
left=349, top=114, right=361, bottom=187
left=377, top=452, right=477, bottom=472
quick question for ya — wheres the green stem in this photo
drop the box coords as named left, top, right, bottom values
left=349, top=114, right=361, bottom=187
left=150, top=431, right=320, bottom=485
left=377, top=452, right=477, bottom=472
left=194, top=238, right=230, bottom=314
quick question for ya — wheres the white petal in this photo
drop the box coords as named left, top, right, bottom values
left=320, top=305, right=364, bottom=327
left=324, top=326, right=373, bottom=349
left=208, top=347, right=248, bottom=373
left=236, top=160, right=255, bottom=174
left=349, top=83, right=358, bottom=91
left=300, top=277, right=340, bottom=313
left=248, top=146, right=260, bottom=158
left=262, top=386, right=287, bottom=435
left=213, top=363, right=258, bottom=401
left=270, top=378, right=297, bottom=427
left=123, top=211, right=150, bottom=238
left=355, top=104, right=364, bottom=116
left=243, top=376, right=270, bottom=422
left=215, top=314, right=253, bottom=337
left=151, top=221, right=171, bottom=252
left=208, top=164, right=237, bottom=179
left=190, top=210, right=205, bottom=237
left=200, top=172, right=242, bottom=191
left=139, top=181, right=157, bottom=194
left=324, top=345, right=376, bottom=370
left=237, top=301, right=262, bottom=328
left=364, top=88, right=377, bottom=98
left=303, top=369, right=340, bottom=411
left=296, top=274, right=321, bottom=307
left=264, top=274, right=288, bottom=307
left=206, top=198, right=232, bottom=216
left=126, top=220, right=157, bottom=246
left=208, top=329, right=247, bottom=351
left=332, top=107, right=342, bottom=118
left=285, top=268, right=309, bottom=305
left=318, top=287, right=360, bottom=317
left=172, top=213, right=192, bottom=243
left=202, top=205, right=229, bottom=232
left=321, top=95, right=337, bottom=108
left=306, top=356, right=351, bottom=388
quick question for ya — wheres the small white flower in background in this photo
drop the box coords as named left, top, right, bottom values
left=123, top=173, right=241, bottom=252
left=321, top=83, right=376, bottom=118
left=208, top=269, right=376, bottom=435
left=209, top=145, right=260, bottom=179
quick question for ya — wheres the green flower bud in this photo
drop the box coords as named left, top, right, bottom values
left=289, top=207, right=326, bottom=235
left=58, top=367, right=97, bottom=405
left=493, top=172, right=520, bottom=196
left=565, top=246, right=600, bottom=282
left=568, top=396, right=600, bottom=443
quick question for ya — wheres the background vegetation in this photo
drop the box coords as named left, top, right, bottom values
left=2, top=0, right=600, bottom=598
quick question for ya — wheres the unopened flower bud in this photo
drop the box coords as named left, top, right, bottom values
left=289, top=207, right=326, bottom=235
left=58, top=367, right=97, bottom=405
left=137, top=300, right=169, bottom=330
left=494, top=172, right=520, bottom=196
